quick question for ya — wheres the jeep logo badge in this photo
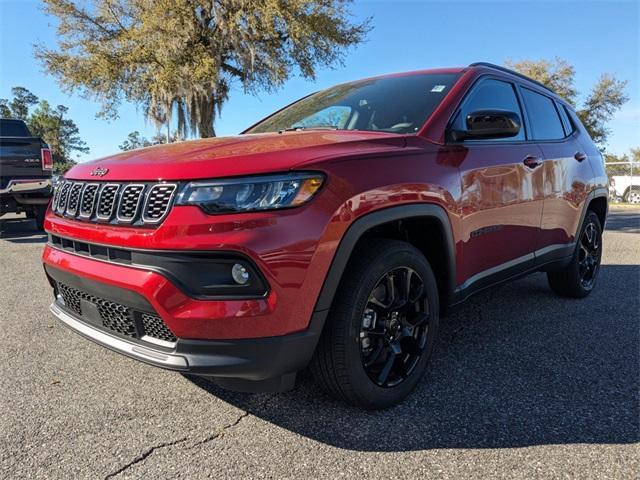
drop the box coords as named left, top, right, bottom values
left=90, top=167, right=109, bottom=177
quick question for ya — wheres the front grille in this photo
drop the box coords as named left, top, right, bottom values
left=143, top=184, right=177, bottom=222
left=79, top=183, right=99, bottom=217
left=117, top=184, right=145, bottom=221
left=96, top=184, right=120, bottom=219
left=54, top=180, right=177, bottom=227
left=55, top=182, right=72, bottom=213
left=57, top=282, right=177, bottom=344
left=141, top=313, right=177, bottom=343
left=66, top=183, right=83, bottom=216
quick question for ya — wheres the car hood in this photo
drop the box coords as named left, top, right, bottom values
left=66, top=131, right=407, bottom=181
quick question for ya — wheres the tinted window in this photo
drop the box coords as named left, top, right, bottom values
left=0, top=119, right=31, bottom=137
left=521, top=88, right=565, bottom=140
left=456, top=79, right=524, bottom=141
left=247, top=73, right=461, bottom=134
left=559, top=105, right=575, bottom=135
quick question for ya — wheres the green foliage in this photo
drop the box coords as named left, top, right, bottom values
left=37, top=0, right=371, bottom=139
left=605, top=148, right=640, bottom=177
left=506, top=58, right=628, bottom=149
left=119, top=130, right=177, bottom=150
left=0, top=86, right=88, bottom=169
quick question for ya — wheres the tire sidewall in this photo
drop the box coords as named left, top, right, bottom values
left=572, top=211, right=603, bottom=294
left=340, top=244, right=440, bottom=408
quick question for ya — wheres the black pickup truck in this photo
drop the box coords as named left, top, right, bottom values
left=0, top=118, right=53, bottom=230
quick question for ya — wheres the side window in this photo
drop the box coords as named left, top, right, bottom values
left=521, top=88, right=565, bottom=140
left=556, top=103, right=575, bottom=137
left=455, top=79, right=525, bottom=141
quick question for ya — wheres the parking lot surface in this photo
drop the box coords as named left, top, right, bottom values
left=1, top=207, right=638, bottom=479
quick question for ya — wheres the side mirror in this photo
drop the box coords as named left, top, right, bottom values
left=450, top=110, right=521, bottom=141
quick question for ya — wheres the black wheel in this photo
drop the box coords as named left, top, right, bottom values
left=34, top=205, right=47, bottom=231
left=310, top=239, right=439, bottom=409
left=547, top=211, right=603, bottom=298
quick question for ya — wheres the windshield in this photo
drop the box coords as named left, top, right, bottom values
left=246, top=73, right=461, bottom=135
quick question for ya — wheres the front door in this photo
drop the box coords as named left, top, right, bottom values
left=453, top=78, right=545, bottom=289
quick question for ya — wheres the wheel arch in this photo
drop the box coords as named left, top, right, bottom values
left=582, top=188, right=609, bottom=232
left=313, top=204, right=456, bottom=315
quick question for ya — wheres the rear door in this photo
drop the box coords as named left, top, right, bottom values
left=519, top=87, right=594, bottom=262
left=455, top=78, right=545, bottom=287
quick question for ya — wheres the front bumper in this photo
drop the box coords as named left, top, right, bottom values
left=43, top=244, right=326, bottom=391
left=49, top=290, right=325, bottom=392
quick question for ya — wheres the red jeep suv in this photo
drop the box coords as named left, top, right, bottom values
left=43, top=63, right=608, bottom=409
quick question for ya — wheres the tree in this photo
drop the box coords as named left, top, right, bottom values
left=119, top=130, right=178, bottom=150
left=605, top=148, right=640, bottom=177
left=506, top=58, right=628, bottom=149
left=36, top=0, right=371, bottom=139
left=119, top=131, right=153, bottom=151
left=0, top=87, right=89, bottom=172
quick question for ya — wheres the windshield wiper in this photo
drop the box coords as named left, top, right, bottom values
left=278, top=125, right=340, bottom=133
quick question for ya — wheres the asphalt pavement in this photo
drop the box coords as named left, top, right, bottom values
left=1, top=207, right=638, bottom=479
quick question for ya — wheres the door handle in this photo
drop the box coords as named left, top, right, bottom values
left=574, top=151, right=587, bottom=162
left=523, top=155, right=542, bottom=168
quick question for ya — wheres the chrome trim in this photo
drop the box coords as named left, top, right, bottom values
left=454, top=242, right=577, bottom=293
left=141, top=183, right=178, bottom=224
left=116, top=183, right=146, bottom=223
left=140, top=335, right=177, bottom=349
left=456, top=252, right=535, bottom=292
left=50, top=302, right=187, bottom=369
left=95, top=183, right=121, bottom=221
left=55, top=181, right=72, bottom=214
left=0, top=178, right=52, bottom=194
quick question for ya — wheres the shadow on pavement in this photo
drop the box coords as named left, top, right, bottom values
left=605, top=211, right=640, bottom=233
left=0, top=216, right=46, bottom=243
left=187, top=264, right=640, bottom=451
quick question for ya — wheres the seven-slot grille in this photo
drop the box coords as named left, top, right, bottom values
left=54, top=180, right=177, bottom=226
left=57, top=282, right=177, bottom=344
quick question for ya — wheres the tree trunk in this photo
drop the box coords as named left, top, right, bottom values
left=197, top=95, right=216, bottom=138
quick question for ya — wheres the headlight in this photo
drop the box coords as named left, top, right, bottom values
left=176, top=172, right=325, bottom=214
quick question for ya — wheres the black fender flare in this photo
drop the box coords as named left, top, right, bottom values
left=577, top=187, right=609, bottom=236
left=313, top=203, right=456, bottom=314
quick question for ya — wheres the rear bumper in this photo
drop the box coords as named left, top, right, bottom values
left=0, top=178, right=52, bottom=195
left=49, top=300, right=323, bottom=389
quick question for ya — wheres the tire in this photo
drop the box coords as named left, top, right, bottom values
left=34, top=205, right=47, bottom=231
left=547, top=211, right=603, bottom=298
left=624, top=188, right=640, bottom=204
left=310, top=239, right=440, bottom=409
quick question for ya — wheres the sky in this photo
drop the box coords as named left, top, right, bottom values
left=0, top=0, right=638, bottom=163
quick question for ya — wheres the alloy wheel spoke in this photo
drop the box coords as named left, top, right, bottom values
left=407, top=312, right=429, bottom=328
left=363, top=341, right=386, bottom=367
left=377, top=350, right=397, bottom=385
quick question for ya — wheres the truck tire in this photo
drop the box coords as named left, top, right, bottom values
left=34, top=205, right=47, bottom=231
left=547, top=211, right=602, bottom=298
left=310, top=239, right=440, bottom=409
left=624, top=188, right=640, bottom=204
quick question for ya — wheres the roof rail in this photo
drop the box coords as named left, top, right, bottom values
left=468, top=62, right=555, bottom=94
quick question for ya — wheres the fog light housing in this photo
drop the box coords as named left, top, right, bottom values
left=231, top=263, right=250, bottom=285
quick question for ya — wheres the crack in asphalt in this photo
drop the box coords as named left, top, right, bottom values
left=189, top=411, right=251, bottom=449
left=103, top=437, right=189, bottom=479
left=103, top=405, right=257, bottom=479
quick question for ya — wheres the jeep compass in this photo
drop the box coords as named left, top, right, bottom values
left=43, top=63, right=608, bottom=409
